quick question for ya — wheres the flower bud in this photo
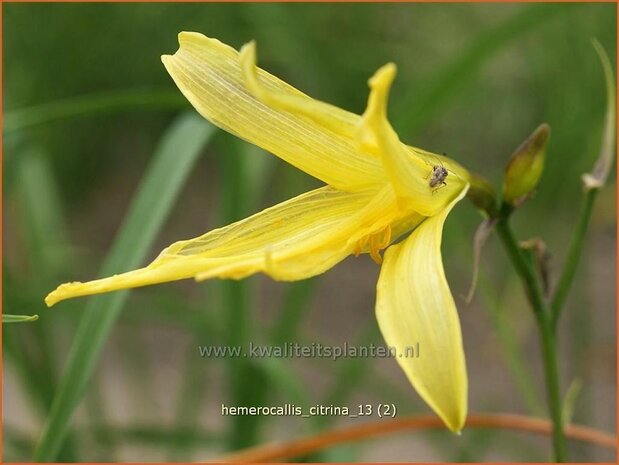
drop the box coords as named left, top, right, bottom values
left=502, top=123, right=550, bottom=207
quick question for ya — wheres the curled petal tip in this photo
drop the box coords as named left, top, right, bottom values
left=239, top=39, right=257, bottom=58
left=369, top=62, right=397, bottom=89
left=239, top=41, right=257, bottom=82
left=44, top=282, right=77, bottom=307
left=362, top=62, right=397, bottom=131
left=239, top=40, right=267, bottom=103
left=178, top=31, right=203, bottom=43
left=162, top=31, right=384, bottom=190
left=44, top=293, right=57, bottom=308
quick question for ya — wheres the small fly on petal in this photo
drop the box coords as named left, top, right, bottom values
left=46, top=32, right=471, bottom=434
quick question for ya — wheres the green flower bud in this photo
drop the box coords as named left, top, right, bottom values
left=502, top=123, right=550, bottom=207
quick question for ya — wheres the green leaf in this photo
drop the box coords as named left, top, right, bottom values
left=477, top=274, right=546, bottom=416
left=271, top=279, right=316, bottom=346
left=4, top=88, right=186, bottom=133
left=33, top=113, right=216, bottom=461
left=392, top=3, right=567, bottom=135
left=12, top=144, right=81, bottom=461
left=551, top=40, right=616, bottom=327
left=16, top=145, right=74, bottom=275
left=3, top=314, right=39, bottom=323
left=582, top=39, right=616, bottom=190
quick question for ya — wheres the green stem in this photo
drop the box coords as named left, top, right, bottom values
left=217, top=135, right=266, bottom=450
left=495, top=220, right=546, bottom=316
left=536, top=309, right=567, bottom=462
left=550, top=189, right=597, bottom=330
left=495, top=219, right=567, bottom=462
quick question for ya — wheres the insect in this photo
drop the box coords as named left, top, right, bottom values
left=428, top=165, right=449, bottom=192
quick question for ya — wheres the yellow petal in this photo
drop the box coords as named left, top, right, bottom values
left=239, top=40, right=358, bottom=140
left=46, top=186, right=408, bottom=307
left=359, top=64, right=469, bottom=216
left=161, top=32, right=385, bottom=192
left=375, top=187, right=469, bottom=432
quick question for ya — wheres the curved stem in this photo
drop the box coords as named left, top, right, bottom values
left=216, top=413, right=614, bottom=463
left=495, top=219, right=567, bottom=462
left=550, top=189, right=598, bottom=329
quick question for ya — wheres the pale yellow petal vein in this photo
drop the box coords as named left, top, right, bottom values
left=360, top=63, right=469, bottom=216
left=161, top=32, right=385, bottom=192
left=46, top=185, right=407, bottom=307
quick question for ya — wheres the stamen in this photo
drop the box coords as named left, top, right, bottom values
left=353, top=244, right=362, bottom=257
left=369, top=235, right=383, bottom=265
left=378, top=224, right=392, bottom=249
left=354, top=235, right=370, bottom=257
left=354, top=225, right=392, bottom=264
left=369, top=224, right=393, bottom=265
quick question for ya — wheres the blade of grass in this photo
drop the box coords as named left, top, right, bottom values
left=298, top=319, right=379, bottom=461
left=15, top=147, right=74, bottom=405
left=87, top=425, right=222, bottom=449
left=453, top=429, right=496, bottom=461
left=12, top=146, right=80, bottom=461
left=4, top=88, right=186, bottom=133
left=16, top=146, right=73, bottom=274
left=165, top=346, right=212, bottom=461
left=2, top=270, right=54, bottom=413
left=271, top=279, right=317, bottom=347
left=240, top=4, right=337, bottom=101
left=551, top=39, right=616, bottom=328
left=165, top=282, right=222, bottom=461
left=83, top=325, right=157, bottom=460
left=477, top=273, right=546, bottom=416
left=167, top=139, right=274, bottom=459
left=319, top=319, right=379, bottom=426
left=392, top=3, right=569, bottom=135
left=33, top=113, right=216, bottom=461
left=566, top=291, right=593, bottom=460
left=214, top=134, right=268, bottom=451
left=2, top=314, right=39, bottom=323
left=127, top=291, right=222, bottom=340
left=4, top=424, right=223, bottom=457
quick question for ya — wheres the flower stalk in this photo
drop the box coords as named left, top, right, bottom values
left=551, top=39, right=615, bottom=330
left=495, top=218, right=567, bottom=462
left=493, top=40, right=615, bottom=459
left=550, top=189, right=598, bottom=330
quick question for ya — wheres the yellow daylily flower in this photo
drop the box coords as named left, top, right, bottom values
left=46, top=32, right=470, bottom=432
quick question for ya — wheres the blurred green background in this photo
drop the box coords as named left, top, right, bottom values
left=3, top=3, right=616, bottom=462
